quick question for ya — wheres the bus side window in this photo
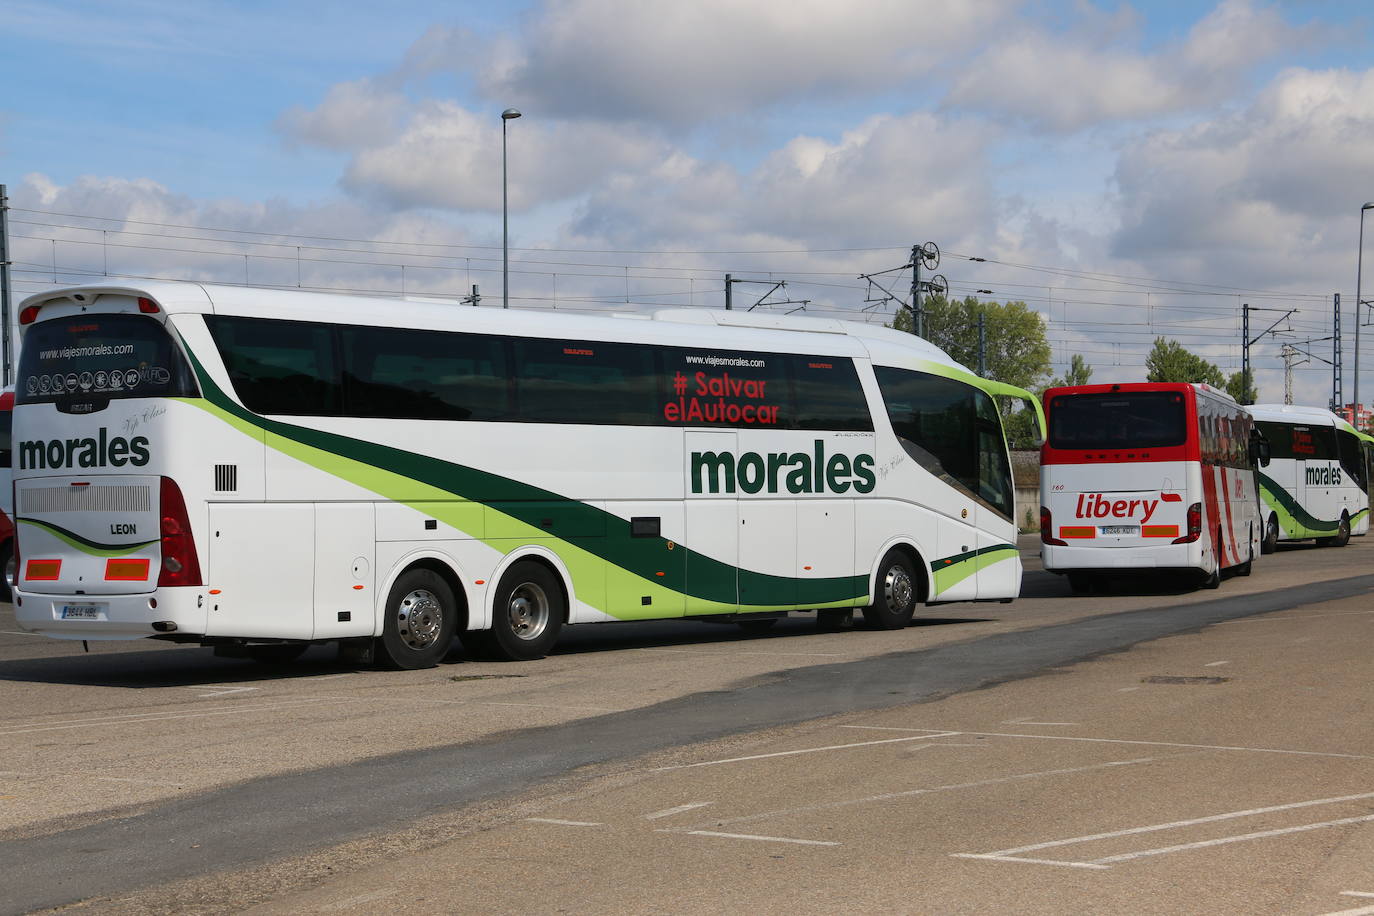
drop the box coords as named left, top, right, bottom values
left=789, top=357, right=873, bottom=431
left=205, top=316, right=342, bottom=416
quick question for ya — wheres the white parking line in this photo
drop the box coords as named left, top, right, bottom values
left=840, top=725, right=1374, bottom=759
left=679, top=830, right=840, bottom=847
left=1321, top=906, right=1374, bottom=916
left=955, top=791, right=1374, bottom=869
left=0, top=698, right=348, bottom=735
left=644, top=802, right=713, bottom=820
left=1003, top=717, right=1078, bottom=726
left=526, top=818, right=602, bottom=827
left=1204, top=660, right=1230, bottom=667
left=651, top=732, right=962, bottom=771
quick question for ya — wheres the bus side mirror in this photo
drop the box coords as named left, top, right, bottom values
left=1250, top=430, right=1270, bottom=467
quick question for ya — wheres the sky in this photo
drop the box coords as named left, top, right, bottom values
left=3, top=0, right=1374, bottom=407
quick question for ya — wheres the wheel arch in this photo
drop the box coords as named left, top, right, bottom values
left=486, top=546, right=575, bottom=628
left=376, top=550, right=470, bottom=637
left=867, top=537, right=929, bottom=606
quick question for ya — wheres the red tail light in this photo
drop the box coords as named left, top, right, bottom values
left=19, top=305, right=41, bottom=325
left=1173, top=502, right=1203, bottom=544
left=137, top=297, right=160, bottom=314
left=1041, top=506, right=1067, bottom=545
left=158, top=477, right=202, bottom=587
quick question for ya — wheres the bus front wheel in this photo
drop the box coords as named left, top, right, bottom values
left=488, top=561, right=564, bottom=661
left=376, top=569, right=458, bottom=670
left=862, top=550, right=918, bottom=630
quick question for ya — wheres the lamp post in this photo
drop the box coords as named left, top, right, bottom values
left=1356, top=202, right=1374, bottom=415
left=500, top=109, right=519, bottom=310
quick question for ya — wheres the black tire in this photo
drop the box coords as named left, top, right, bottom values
left=1260, top=513, right=1279, bottom=554
left=1201, top=562, right=1221, bottom=590
left=861, top=549, right=919, bottom=630
left=487, top=561, right=564, bottom=661
left=375, top=568, right=458, bottom=670
left=0, top=541, right=12, bottom=603
left=245, top=643, right=309, bottom=665
left=737, top=617, right=779, bottom=635
left=1333, top=514, right=1351, bottom=548
left=816, top=608, right=854, bottom=632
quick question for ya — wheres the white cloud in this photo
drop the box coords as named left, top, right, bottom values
left=482, top=0, right=1015, bottom=124
left=947, top=0, right=1306, bottom=132
left=277, top=79, right=409, bottom=151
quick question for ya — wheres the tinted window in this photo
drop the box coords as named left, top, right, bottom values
left=0, top=405, right=10, bottom=469
left=512, top=339, right=658, bottom=425
left=1256, top=421, right=1338, bottom=461
left=875, top=366, right=1012, bottom=518
left=205, top=316, right=341, bottom=416
left=1048, top=391, right=1187, bottom=450
left=1339, top=430, right=1367, bottom=488
left=662, top=350, right=790, bottom=428
left=342, top=326, right=510, bottom=421
left=790, top=357, right=873, bottom=431
left=18, top=314, right=198, bottom=413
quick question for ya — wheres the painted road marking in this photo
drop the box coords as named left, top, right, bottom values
left=1003, top=717, right=1078, bottom=726
left=0, top=698, right=347, bottom=735
left=477, top=701, right=620, bottom=712
left=644, top=803, right=713, bottom=820
left=1321, top=906, right=1374, bottom=916
left=193, top=686, right=260, bottom=698
left=526, top=818, right=602, bottom=827
left=1204, top=660, right=1230, bottom=666
left=1342, top=893, right=1374, bottom=899
left=954, top=791, right=1374, bottom=869
left=675, top=758, right=1157, bottom=834
left=839, top=725, right=1374, bottom=759
left=678, top=830, right=840, bottom=847
left=651, top=731, right=962, bottom=771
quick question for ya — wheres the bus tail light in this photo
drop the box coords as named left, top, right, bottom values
left=1040, top=507, right=1066, bottom=545
left=1173, top=503, right=1203, bottom=544
left=158, top=477, right=202, bottom=587
left=137, top=297, right=160, bottom=314
left=19, top=305, right=41, bottom=325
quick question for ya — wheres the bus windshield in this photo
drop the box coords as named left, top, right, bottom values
left=1048, top=390, right=1187, bottom=450
left=16, top=314, right=198, bottom=412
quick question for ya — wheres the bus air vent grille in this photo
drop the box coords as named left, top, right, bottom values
left=214, top=465, right=238, bottom=492
left=21, top=485, right=151, bottom=513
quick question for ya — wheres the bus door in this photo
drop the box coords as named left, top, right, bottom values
left=684, top=430, right=739, bottom=615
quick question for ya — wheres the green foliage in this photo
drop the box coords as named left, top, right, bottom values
left=1145, top=337, right=1225, bottom=387
left=1049, top=354, right=1093, bottom=389
left=1224, top=368, right=1258, bottom=404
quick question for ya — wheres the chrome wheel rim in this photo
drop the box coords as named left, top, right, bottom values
left=506, top=582, right=550, bottom=641
left=397, top=588, right=444, bottom=650
left=883, top=564, right=913, bottom=613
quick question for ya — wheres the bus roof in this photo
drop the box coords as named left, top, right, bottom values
left=1044, top=381, right=1236, bottom=403
left=1245, top=403, right=1346, bottom=429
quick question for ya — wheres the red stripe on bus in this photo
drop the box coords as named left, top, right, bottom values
left=1217, top=467, right=1238, bottom=565
left=1200, top=464, right=1222, bottom=566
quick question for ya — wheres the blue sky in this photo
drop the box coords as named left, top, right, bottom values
left=5, top=0, right=1374, bottom=404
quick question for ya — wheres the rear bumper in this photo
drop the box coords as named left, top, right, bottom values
left=1042, top=541, right=1203, bottom=572
left=13, top=587, right=205, bottom=640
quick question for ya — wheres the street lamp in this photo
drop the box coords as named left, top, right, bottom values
left=1355, top=202, right=1374, bottom=413
left=500, top=109, right=519, bottom=310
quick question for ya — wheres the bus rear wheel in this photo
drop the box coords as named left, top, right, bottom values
left=1319, top=514, right=1351, bottom=548
left=488, top=561, right=564, bottom=661
left=1260, top=513, right=1279, bottom=554
left=862, top=550, right=918, bottom=630
left=376, top=569, right=457, bottom=670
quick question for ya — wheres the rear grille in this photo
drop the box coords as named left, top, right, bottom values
left=214, top=464, right=238, bottom=492
left=20, top=485, right=152, bottom=514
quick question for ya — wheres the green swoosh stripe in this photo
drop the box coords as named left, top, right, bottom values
left=1258, top=473, right=1340, bottom=538
left=180, top=350, right=873, bottom=609
left=930, top=544, right=1019, bottom=594
left=18, top=517, right=158, bottom=557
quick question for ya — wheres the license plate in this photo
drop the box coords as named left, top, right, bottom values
left=1100, top=525, right=1139, bottom=536
left=60, top=604, right=106, bottom=620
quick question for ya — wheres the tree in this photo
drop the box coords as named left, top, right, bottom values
left=1145, top=337, right=1224, bottom=386
left=1224, top=368, right=1257, bottom=405
left=1049, top=354, right=1093, bottom=389
left=892, top=296, right=1052, bottom=448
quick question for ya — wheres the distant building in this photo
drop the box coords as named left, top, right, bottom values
left=1335, top=403, right=1373, bottom=430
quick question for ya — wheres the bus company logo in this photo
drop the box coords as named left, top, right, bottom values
left=665, top=371, right=782, bottom=425
left=19, top=429, right=151, bottom=470
left=690, top=440, right=876, bottom=494
left=1305, top=464, right=1342, bottom=486
left=1074, top=493, right=1164, bottom=524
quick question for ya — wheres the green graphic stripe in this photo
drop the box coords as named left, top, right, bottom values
left=1352, top=507, right=1369, bottom=526
left=18, top=518, right=158, bottom=557
left=180, top=352, right=872, bottom=610
left=930, top=544, right=1019, bottom=594
left=1258, top=473, right=1339, bottom=538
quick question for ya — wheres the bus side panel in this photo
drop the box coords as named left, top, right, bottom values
left=313, top=502, right=375, bottom=639
left=853, top=498, right=937, bottom=604
left=205, top=503, right=314, bottom=639
left=974, top=515, right=1021, bottom=600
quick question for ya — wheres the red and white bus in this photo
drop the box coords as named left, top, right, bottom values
left=1039, top=382, right=1264, bottom=591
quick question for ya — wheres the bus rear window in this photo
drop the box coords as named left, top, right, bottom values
left=1048, top=391, right=1187, bottom=450
left=17, top=314, right=198, bottom=411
